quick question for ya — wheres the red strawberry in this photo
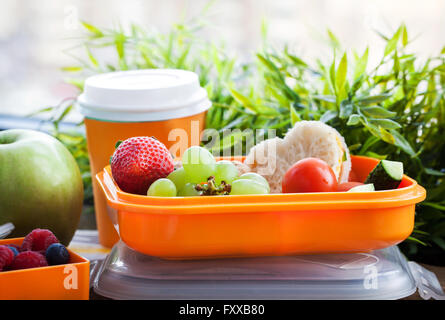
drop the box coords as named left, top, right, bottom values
left=111, top=137, right=174, bottom=194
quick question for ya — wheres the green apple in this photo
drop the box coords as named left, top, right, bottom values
left=0, top=129, right=83, bottom=245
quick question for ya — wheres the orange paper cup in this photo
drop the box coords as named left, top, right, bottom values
left=78, top=70, right=211, bottom=247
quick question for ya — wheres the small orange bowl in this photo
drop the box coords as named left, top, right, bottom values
left=0, top=238, right=90, bottom=300
left=96, top=155, right=426, bottom=260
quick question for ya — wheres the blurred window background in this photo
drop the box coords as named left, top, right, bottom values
left=0, top=0, right=444, bottom=123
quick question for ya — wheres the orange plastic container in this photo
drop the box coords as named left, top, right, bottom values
left=0, top=238, right=90, bottom=300
left=96, top=156, right=426, bottom=260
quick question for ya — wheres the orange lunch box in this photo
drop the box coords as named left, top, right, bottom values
left=95, top=155, right=426, bottom=260
left=0, top=238, right=90, bottom=300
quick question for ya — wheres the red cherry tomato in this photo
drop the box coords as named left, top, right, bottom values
left=348, top=170, right=359, bottom=182
left=282, top=158, right=338, bottom=193
left=337, top=182, right=364, bottom=192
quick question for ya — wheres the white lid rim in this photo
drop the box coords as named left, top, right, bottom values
left=77, top=87, right=208, bottom=113
left=84, top=69, right=198, bottom=90
left=77, top=69, right=211, bottom=122
left=76, top=99, right=211, bottom=122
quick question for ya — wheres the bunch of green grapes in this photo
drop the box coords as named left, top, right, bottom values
left=147, top=146, right=270, bottom=197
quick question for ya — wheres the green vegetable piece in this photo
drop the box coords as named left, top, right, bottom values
left=347, top=184, right=375, bottom=192
left=364, top=160, right=403, bottom=190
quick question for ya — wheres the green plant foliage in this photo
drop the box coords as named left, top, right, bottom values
left=39, top=19, right=445, bottom=264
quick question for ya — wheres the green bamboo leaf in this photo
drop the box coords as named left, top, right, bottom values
left=56, top=104, right=73, bottom=123
left=378, top=126, right=395, bottom=144
left=407, top=237, right=427, bottom=246
left=347, top=114, right=361, bottom=125
left=357, top=94, right=392, bottom=105
left=313, top=95, right=337, bottom=104
left=115, top=33, right=126, bottom=59
left=229, top=88, right=258, bottom=113
left=257, top=54, right=279, bottom=74
left=209, top=130, right=248, bottom=152
left=412, top=229, right=429, bottom=236
left=354, top=47, right=368, bottom=80
left=365, top=151, right=388, bottom=160
left=361, top=106, right=396, bottom=118
left=260, top=18, right=268, bottom=43
left=80, top=21, right=103, bottom=37
left=432, top=237, right=445, bottom=251
left=359, top=136, right=380, bottom=154
left=290, top=105, right=301, bottom=125
left=320, top=110, right=338, bottom=123
left=106, top=64, right=116, bottom=71
left=336, top=52, right=348, bottom=93
left=348, top=143, right=361, bottom=152
left=384, top=26, right=402, bottom=57
left=368, top=119, right=401, bottom=129
left=27, top=106, right=54, bottom=117
left=176, top=43, right=191, bottom=68
left=424, top=168, right=445, bottom=176
left=402, top=24, right=408, bottom=46
left=363, top=122, right=393, bottom=144
left=327, top=29, right=340, bottom=48
left=394, top=50, right=400, bottom=75
left=423, top=202, right=445, bottom=210
left=61, top=66, right=83, bottom=72
left=339, top=101, right=353, bottom=119
left=390, top=129, right=417, bottom=157
left=139, top=47, right=157, bottom=68
left=285, top=52, right=308, bottom=67
left=329, top=56, right=336, bottom=92
left=85, top=46, right=98, bottom=68
left=65, top=78, right=84, bottom=90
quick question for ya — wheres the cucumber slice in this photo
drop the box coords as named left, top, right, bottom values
left=364, top=160, right=403, bottom=190
left=347, top=183, right=375, bottom=192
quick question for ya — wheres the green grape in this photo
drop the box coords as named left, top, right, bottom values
left=147, top=178, right=177, bottom=197
left=237, top=172, right=270, bottom=193
left=167, top=167, right=187, bottom=191
left=178, top=183, right=202, bottom=197
left=214, top=160, right=239, bottom=185
left=182, top=146, right=216, bottom=183
left=230, top=179, right=269, bottom=195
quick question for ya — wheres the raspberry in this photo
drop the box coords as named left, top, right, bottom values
left=0, top=245, right=14, bottom=271
left=20, top=229, right=59, bottom=252
left=10, top=251, right=48, bottom=270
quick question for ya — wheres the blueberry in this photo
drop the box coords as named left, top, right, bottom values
left=45, top=243, right=70, bottom=265
left=7, top=246, right=19, bottom=257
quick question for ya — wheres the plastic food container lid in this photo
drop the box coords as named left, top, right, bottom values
left=77, top=69, right=211, bottom=122
left=91, top=242, right=445, bottom=300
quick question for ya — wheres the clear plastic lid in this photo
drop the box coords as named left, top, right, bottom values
left=91, top=241, right=444, bottom=300
left=77, top=69, right=211, bottom=122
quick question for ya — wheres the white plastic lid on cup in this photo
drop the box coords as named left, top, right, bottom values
left=77, top=69, right=211, bottom=122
